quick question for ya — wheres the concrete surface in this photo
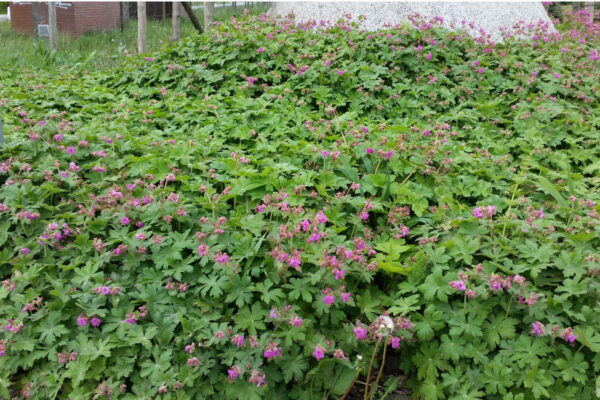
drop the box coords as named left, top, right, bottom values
left=269, top=2, right=555, bottom=42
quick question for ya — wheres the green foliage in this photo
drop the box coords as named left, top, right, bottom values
left=0, top=10, right=599, bottom=400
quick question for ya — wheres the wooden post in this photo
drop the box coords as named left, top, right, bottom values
left=137, top=1, right=147, bottom=53
left=172, top=2, right=180, bottom=41
left=48, top=1, right=57, bottom=50
left=181, top=2, right=203, bottom=34
left=204, top=2, right=214, bottom=30
left=31, top=2, right=40, bottom=35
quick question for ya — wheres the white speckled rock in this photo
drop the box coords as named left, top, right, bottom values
left=268, top=2, right=554, bottom=42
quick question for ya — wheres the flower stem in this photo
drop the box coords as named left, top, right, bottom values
left=364, top=337, right=381, bottom=400
left=369, top=336, right=389, bottom=400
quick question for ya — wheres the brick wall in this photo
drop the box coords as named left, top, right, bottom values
left=9, top=2, right=121, bottom=38
left=74, top=2, right=121, bottom=37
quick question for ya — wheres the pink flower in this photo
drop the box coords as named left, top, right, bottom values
left=197, top=243, right=209, bottom=256
left=300, top=219, right=311, bottom=231
left=449, top=280, right=466, bottom=291
left=289, top=316, right=303, bottom=327
left=353, top=326, right=368, bottom=340
left=312, top=345, right=326, bottom=361
left=360, top=212, right=369, bottom=221
left=341, top=292, right=351, bottom=303
left=53, top=134, right=63, bottom=141
left=477, top=67, right=485, bottom=74
left=257, top=47, right=265, bottom=53
left=366, top=147, right=375, bottom=154
left=316, top=211, right=328, bottom=224
left=20, top=248, right=30, bottom=255
left=248, top=370, right=266, bottom=387
left=288, top=256, right=301, bottom=269
left=590, top=50, right=599, bottom=61
left=307, top=232, right=323, bottom=242
left=90, top=317, right=102, bottom=327
left=77, top=315, right=88, bottom=327
left=187, top=357, right=200, bottom=367
left=214, top=252, right=229, bottom=264
left=120, top=217, right=130, bottom=225
left=247, top=76, right=256, bottom=85
left=390, top=336, right=401, bottom=348
left=263, top=343, right=282, bottom=360
left=256, top=204, right=266, bottom=213
left=232, top=335, right=245, bottom=347
left=425, top=52, right=433, bottom=61
left=228, top=365, right=241, bottom=380
left=322, top=294, right=335, bottom=305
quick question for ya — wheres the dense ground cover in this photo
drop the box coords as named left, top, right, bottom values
left=0, top=9, right=599, bottom=400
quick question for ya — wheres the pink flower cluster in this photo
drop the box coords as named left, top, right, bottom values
left=57, top=351, right=78, bottom=364
left=473, top=205, right=497, bottom=219
left=267, top=305, right=303, bottom=327
left=353, top=314, right=414, bottom=347
left=263, top=342, right=282, bottom=360
left=530, top=322, right=578, bottom=344
left=92, top=286, right=121, bottom=296
left=77, top=314, right=102, bottom=327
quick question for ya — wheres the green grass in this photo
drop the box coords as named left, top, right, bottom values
left=0, top=3, right=270, bottom=72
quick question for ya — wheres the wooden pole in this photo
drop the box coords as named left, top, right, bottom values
left=137, top=1, right=147, bottom=54
left=181, top=2, right=203, bottom=34
left=31, top=2, right=40, bottom=35
left=204, top=2, right=214, bottom=30
left=48, top=1, right=57, bottom=50
left=172, top=2, right=180, bottom=41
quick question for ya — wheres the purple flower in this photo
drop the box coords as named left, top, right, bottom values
left=473, top=207, right=484, bottom=219
left=77, top=316, right=88, bottom=327
left=289, top=316, right=303, bottom=327
left=390, top=336, right=401, bottom=348
left=20, top=248, right=31, bottom=255
left=366, top=147, right=375, bottom=154
left=257, top=47, right=265, bottom=53
left=353, top=326, right=368, bottom=340
left=425, top=52, right=433, bottom=61
left=53, top=134, right=63, bottom=142
left=120, top=217, right=130, bottom=225
left=530, top=322, right=545, bottom=336
left=247, top=76, right=256, bottom=85
left=90, top=317, right=102, bottom=327
left=312, top=345, right=326, bottom=361
left=66, top=146, right=76, bottom=155
left=561, top=327, right=577, bottom=343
